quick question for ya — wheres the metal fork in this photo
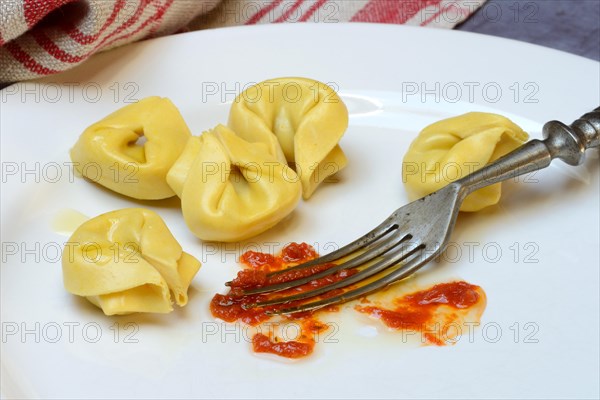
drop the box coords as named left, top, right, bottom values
left=239, top=108, right=600, bottom=315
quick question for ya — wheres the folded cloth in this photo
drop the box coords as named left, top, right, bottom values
left=0, top=0, right=486, bottom=84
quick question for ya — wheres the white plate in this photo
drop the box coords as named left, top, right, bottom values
left=1, top=23, right=599, bottom=399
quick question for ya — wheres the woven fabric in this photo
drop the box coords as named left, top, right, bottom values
left=0, top=0, right=486, bottom=83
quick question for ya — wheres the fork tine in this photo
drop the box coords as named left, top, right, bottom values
left=266, top=246, right=436, bottom=315
left=250, top=241, right=423, bottom=308
left=241, top=228, right=411, bottom=296
left=266, top=213, right=399, bottom=277
left=225, top=213, right=398, bottom=286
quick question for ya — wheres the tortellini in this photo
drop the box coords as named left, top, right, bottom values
left=70, top=96, right=192, bottom=200
left=228, top=77, right=348, bottom=199
left=62, top=208, right=201, bottom=315
left=166, top=124, right=302, bottom=242
left=402, top=112, right=529, bottom=212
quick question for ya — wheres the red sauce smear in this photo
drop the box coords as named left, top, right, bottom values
left=252, top=333, right=312, bottom=359
left=252, top=318, right=331, bottom=359
left=356, top=281, right=486, bottom=346
left=211, top=242, right=487, bottom=357
left=210, top=242, right=356, bottom=358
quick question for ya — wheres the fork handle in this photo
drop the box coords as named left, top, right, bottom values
left=456, top=107, right=600, bottom=194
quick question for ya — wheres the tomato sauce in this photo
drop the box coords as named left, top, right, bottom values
left=356, top=281, right=486, bottom=346
left=210, top=242, right=487, bottom=358
left=210, top=242, right=354, bottom=358
left=252, top=333, right=312, bottom=359
left=251, top=318, right=331, bottom=359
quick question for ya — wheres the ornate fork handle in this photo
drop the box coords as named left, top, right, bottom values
left=457, top=107, right=600, bottom=196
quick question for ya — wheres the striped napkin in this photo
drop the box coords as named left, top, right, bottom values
left=0, top=0, right=486, bottom=84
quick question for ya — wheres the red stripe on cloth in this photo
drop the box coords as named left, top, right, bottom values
left=0, top=31, right=4, bottom=46
left=274, top=0, right=304, bottom=23
left=103, top=0, right=174, bottom=49
left=4, top=41, right=59, bottom=76
left=91, top=0, right=151, bottom=48
left=420, top=2, right=469, bottom=26
left=31, top=30, right=86, bottom=63
left=31, top=0, right=146, bottom=64
left=60, top=0, right=126, bottom=45
left=351, top=0, right=443, bottom=24
left=31, top=0, right=172, bottom=65
left=246, top=0, right=284, bottom=24
left=299, top=0, right=327, bottom=22
left=23, top=0, right=74, bottom=28
left=146, top=0, right=176, bottom=38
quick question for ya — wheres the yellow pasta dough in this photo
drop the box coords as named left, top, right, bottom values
left=62, top=208, right=201, bottom=315
left=228, top=77, right=348, bottom=199
left=402, top=112, right=529, bottom=212
left=166, top=124, right=302, bottom=242
left=70, top=96, right=192, bottom=200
